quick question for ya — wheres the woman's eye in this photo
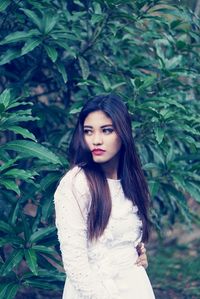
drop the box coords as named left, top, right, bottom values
left=84, top=129, right=93, bottom=135
left=103, top=128, right=114, bottom=134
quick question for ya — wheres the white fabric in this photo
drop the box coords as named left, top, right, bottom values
left=54, top=166, right=155, bottom=299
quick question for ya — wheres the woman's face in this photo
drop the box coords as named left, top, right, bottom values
left=83, top=110, right=122, bottom=165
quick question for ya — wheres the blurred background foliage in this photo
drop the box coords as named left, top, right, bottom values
left=0, top=0, right=200, bottom=298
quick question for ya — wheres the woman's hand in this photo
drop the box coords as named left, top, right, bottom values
left=135, top=242, right=148, bottom=269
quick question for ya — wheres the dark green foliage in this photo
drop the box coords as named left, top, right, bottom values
left=0, top=89, right=64, bottom=295
left=0, top=0, right=200, bottom=297
left=148, top=238, right=200, bottom=298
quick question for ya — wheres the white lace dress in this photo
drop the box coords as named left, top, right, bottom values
left=54, top=166, right=155, bottom=299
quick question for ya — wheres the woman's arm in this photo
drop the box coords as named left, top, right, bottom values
left=54, top=168, right=118, bottom=299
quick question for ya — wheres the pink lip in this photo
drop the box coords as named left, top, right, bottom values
left=92, top=149, right=106, bottom=156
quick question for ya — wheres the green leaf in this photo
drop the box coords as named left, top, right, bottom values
left=0, top=178, right=20, bottom=195
left=149, top=147, right=165, bottom=166
left=36, top=253, right=58, bottom=270
left=111, top=82, right=126, bottom=90
left=39, top=172, right=60, bottom=191
left=43, top=14, right=58, bottom=34
left=22, top=268, right=65, bottom=280
left=5, top=108, right=32, bottom=116
left=143, top=163, right=161, bottom=171
left=29, top=226, right=56, bottom=243
left=24, top=248, right=38, bottom=275
left=149, top=181, right=160, bottom=197
left=154, top=127, right=165, bottom=144
left=170, top=19, right=183, bottom=29
left=1, top=115, right=38, bottom=128
left=69, top=107, right=82, bottom=114
left=38, top=251, right=62, bottom=267
left=166, top=145, right=174, bottom=163
left=166, top=55, right=182, bottom=70
left=22, top=279, right=60, bottom=290
left=57, top=62, right=68, bottom=83
left=4, top=283, right=19, bottom=299
left=0, top=158, right=18, bottom=172
left=0, top=249, right=24, bottom=276
left=1, top=140, right=62, bottom=165
left=53, top=39, right=69, bottom=51
left=0, top=283, right=9, bottom=298
left=32, top=245, right=57, bottom=255
left=150, top=4, right=176, bottom=12
left=3, top=168, right=38, bottom=180
left=99, top=74, right=111, bottom=91
left=139, top=75, right=157, bottom=91
left=0, top=220, right=13, bottom=233
left=21, top=39, right=41, bottom=56
left=0, top=283, right=19, bottom=299
left=10, top=201, right=21, bottom=225
left=20, top=9, right=42, bottom=30
left=0, top=236, right=24, bottom=247
left=0, top=30, right=39, bottom=45
left=186, top=182, right=200, bottom=203
left=7, top=100, right=33, bottom=109
left=44, top=45, right=58, bottom=63
left=8, top=126, right=37, bottom=141
left=0, top=49, right=21, bottom=65
left=181, top=124, right=200, bottom=136
left=172, top=174, right=186, bottom=188
left=0, top=89, right=10, bottom=108
left=41, top=196, right=53, bottom=222
left=78, top=57, right=90, bottom=80
left=0, top=0, right=11, bottom=12
left=21, top=213, right=31, bottom=241
left=0, top=103, right=5, bottom=113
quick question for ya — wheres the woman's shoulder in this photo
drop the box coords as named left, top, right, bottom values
left=60, top=165, right=86, bottom=182
left=57, top=166, right=89, bottom=195
left=54, top=166, right=91, bottom=215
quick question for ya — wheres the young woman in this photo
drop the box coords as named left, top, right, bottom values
left=54, top=94, right=155, bottom=299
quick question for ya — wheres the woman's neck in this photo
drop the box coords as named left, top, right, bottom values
left=104, top=169, right=118, bottom=179
left=100, top=155, right=119, bottom=179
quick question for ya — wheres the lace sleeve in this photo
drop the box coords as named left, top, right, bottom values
left=54, top=167, right=116, bottom=299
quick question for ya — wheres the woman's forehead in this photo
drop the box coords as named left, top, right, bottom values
left=84, top=110, right=113, bottom=126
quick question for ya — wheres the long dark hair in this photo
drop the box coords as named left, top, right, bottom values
left=69, top=94, right=150, bottom=242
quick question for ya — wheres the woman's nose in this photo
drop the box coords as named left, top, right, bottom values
left=92, top=133, right=103, bottom=145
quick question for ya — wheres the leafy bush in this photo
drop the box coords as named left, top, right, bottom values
left=0, top=88, right=64, bottom=298
left=0, top=0, right=200, bottom=297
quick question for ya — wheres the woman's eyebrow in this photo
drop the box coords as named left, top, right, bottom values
left=83, top=124, right=113, bottom=128
left=101, top=124, right=113, bottom=128
left=83, top=125, right=92, bottom=128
